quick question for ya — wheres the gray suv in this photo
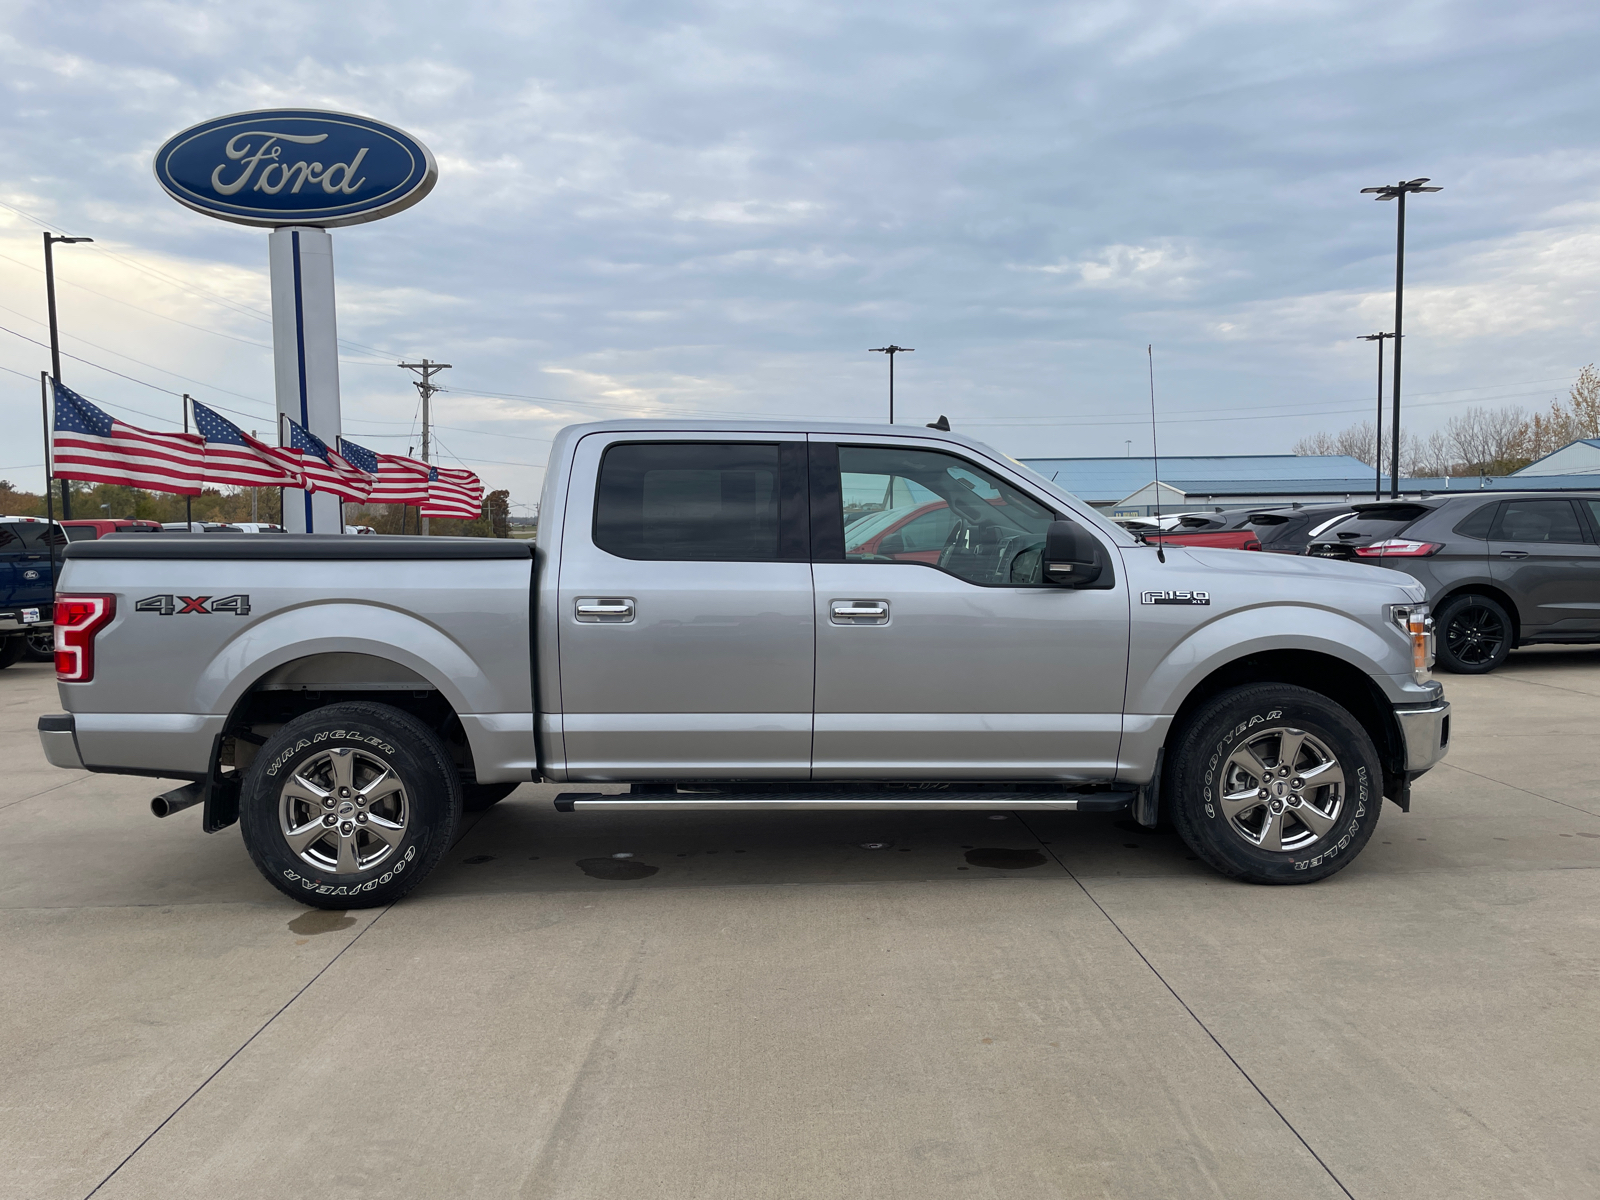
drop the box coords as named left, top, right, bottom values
left=1307, top=492, right=1600, bottom=673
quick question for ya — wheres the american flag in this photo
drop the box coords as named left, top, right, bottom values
left=339, top=441, right=430, bottom=504
left=284, top=418, right=375, bottom=503
left=52, top=382, right=204, bottom=495
left=193, top=400, right=301, bottom=488
left=422, top=465, right=484, bottom=520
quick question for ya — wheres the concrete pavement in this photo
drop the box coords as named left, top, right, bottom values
left=2, top=649, right=1597, bottom=1199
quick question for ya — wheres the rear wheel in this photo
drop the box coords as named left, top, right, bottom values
left=1167, top=684, right=1382, bottom=884
left=240, top=702, right=461, bottom=909
left=1435, top=593, right=1512, bottom=674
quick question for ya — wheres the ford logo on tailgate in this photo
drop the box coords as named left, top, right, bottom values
left=153, top=109, right=437, bottom=227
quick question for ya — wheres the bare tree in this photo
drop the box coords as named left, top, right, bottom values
left=1294, top=421, right=1380, bottom=467
left=1445, top=405, right=1528, bottom=475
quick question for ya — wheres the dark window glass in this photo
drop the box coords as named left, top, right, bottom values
left=1452, top=501, right=1499, bottom=541
left=1, top=523, right=65, bottom=550
left=594, top=442, right=785, bottom=561
left=1490, top=499, right=1587, bottom=544
left=1318, top=506, right=1428, bottom=544
left=835, top=445, right=1057, bottom=585
left=1584, top=500, right=1600, bottom=535
left=0, top=524, right=18, bottom=551
left=64, top=525, right=100, bottom=541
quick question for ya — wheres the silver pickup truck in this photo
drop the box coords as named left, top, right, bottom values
left=36, top=420, right=1449, bottom=907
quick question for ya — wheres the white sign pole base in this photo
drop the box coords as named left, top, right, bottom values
left=269, top=226, right=344, bottom=534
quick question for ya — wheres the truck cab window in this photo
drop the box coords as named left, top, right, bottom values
left=833, top=445, right=1057, bottom=585
left=594, top=441, right=805, bottom=561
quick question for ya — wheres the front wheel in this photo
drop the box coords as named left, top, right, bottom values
left=1167, top=684, right=1382, bottom=884
left=240, top=702, right=462, bottom=909
left=1434, top=593, right=1512, bottom=674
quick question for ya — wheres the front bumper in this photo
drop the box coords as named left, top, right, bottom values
left=1395, top=700, right=1450, bottom=773
left=37, top=714, right=86, bottom=770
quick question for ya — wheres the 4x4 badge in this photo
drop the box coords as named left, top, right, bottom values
left=135, top=593, right=251, bottom=616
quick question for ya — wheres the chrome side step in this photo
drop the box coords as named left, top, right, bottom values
left=553, top=791, right=1135, bottom=813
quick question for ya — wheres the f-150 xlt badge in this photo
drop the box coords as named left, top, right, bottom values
left=135, top=594, right=251, bottom=616
left=1142, top=590, right=1209, bottom=605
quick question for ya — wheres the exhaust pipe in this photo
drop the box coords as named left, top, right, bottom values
left=151, top=782, right=205, bottom=818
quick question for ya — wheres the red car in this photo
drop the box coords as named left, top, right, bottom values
left=59, top=518, right=163, bottom=540
left=844, top=500, right=961, bottom=563
left=1140, top=528, right=1262, bottom=552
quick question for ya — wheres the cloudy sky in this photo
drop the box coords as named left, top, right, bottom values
left=3, top=0, right=1599, bottom=510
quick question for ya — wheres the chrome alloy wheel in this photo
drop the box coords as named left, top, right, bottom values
left=278, top=746, right=409, bottom=875
left=1218, top=726, right=1344, bottom=852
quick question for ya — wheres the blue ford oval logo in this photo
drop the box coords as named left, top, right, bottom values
left=153, top=109, right=437, bottom=228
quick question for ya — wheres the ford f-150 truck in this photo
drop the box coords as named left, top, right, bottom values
left=35, top=420, right=1450, bottom=908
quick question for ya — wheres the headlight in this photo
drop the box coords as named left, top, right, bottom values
left=1388, top=603, right=1434, bottom=684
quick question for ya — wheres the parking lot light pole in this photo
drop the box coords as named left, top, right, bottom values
left=43, top=232, right=94, bottom=518
left=1357, top=332, right=1397, bottom=501
left=868, top=346, right=913, bottom=423
left=1360, top=178, right=1441, bottom=498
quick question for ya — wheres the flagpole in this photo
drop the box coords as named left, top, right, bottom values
left=182, top=394, right=193, bottom=531
left=40, top=372, right=59, bottom=592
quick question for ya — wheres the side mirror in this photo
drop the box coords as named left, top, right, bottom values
left=1044, top=519, right=1103, bottom=587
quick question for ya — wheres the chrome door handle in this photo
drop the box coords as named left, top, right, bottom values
left=1499, top=550, right=1529, bottom=559
left=575, top=598, right=635, bottom=623
left=831, top=600, right=889, bottom=625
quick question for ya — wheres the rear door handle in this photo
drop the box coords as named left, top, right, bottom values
left=831, top=600, right=889, bottom=625
left=1499, top=550, right=1529, bottom=559
left=575, top=598, right=635, bottom=623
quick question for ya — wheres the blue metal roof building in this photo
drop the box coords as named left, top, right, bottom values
left=1015, top=453, right=1600, bottom=514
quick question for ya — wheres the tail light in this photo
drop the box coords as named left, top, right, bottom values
left=1356, top=539, right=1442, bottom=558
left=54, top=594, right=115, bottom=682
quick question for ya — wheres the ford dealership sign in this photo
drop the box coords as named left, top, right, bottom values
left=153, top=109, right=437, bottom=227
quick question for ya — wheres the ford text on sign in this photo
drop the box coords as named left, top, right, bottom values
left=153, top=109, right=437, bottom=228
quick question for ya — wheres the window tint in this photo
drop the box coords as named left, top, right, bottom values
left=1490, top=499, right=1587, bottom=544
left=0, top=523, right=64, bottom=550
left=64, top=525, right=100, bottom=541
left=594, top=442, right=793, bottom=561
left=1584, top=500, right=1600, bottom=536
left=835, top=446, right=1057, bottom=585
left=1452, top=501, right=1499, bottom=541
left=1316, top=506, right=1428, bottom=543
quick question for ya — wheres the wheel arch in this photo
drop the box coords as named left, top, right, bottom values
left=1164, top=649, right=1406, bottom=803
left=1433, top=584, right=1521, bottom=647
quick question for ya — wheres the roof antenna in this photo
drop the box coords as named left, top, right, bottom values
left=1148, top=343, right=1165, bottom=563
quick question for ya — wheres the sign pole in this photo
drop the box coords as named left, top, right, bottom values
left=270, top=227, right=344, bottom=534
left=40, top=372, right=59, bottom=587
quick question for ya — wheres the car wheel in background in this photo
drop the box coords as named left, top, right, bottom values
left=461, top=782, right=520, bottom=812
left=22, top=629, right=54, bottom=662
left=0, top=636, right=21, bottom=669
left=239, top=701, right=462, bottom=910
left=1434, top=593, right=1512, bottom=674
left=1166, top=683, right=1382, bottom=884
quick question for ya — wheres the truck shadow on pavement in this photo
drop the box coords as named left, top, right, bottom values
left=423, top=787, right=1211, bottom=898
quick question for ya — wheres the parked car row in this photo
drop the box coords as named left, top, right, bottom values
left=0, top=516, right=286, bottom=667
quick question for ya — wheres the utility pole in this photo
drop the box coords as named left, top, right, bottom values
left=1357, top=333, right=1396, bottom=501
left=1360, top=178, right=1441, bottom=497
left=398, top=358, right=451, bottom=534
left=868, top=346, right=913, bottom=423
left=44, top=231, right=93, bottom=518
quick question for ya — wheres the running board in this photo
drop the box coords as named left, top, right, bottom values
left=553, top=791, right=1135, bottom=813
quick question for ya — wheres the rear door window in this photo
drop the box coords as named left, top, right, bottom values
left=593, top=441, right=805, bottom=561
left=1490, top=499, right=1588, bottom=544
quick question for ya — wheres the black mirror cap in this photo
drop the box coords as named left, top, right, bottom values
left=1044, top=519, right=1103, bottom=586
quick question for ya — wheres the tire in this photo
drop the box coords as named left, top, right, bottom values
left=1434, top=593, right=1512, bottom=674
left=239, top=702, right=462, bottom=910
left=1167, top=684, right=1382, bottom=885
left=462, top=781, right=520, bottom=812
left=0, top=637, right=21, bottom=669
left=21, top=629, right=54, bottom=662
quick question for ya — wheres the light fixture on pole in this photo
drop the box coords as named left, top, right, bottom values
left=1360, top=177, right=1441, bottom=498
left=43, top=232, right=93, bottom=518
left=1357, top=332, right=1396, bottom=501
left=867, top=345, right=913, bottom=423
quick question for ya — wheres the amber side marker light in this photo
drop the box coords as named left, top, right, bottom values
left=54, top=595, right=115, bottom=682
